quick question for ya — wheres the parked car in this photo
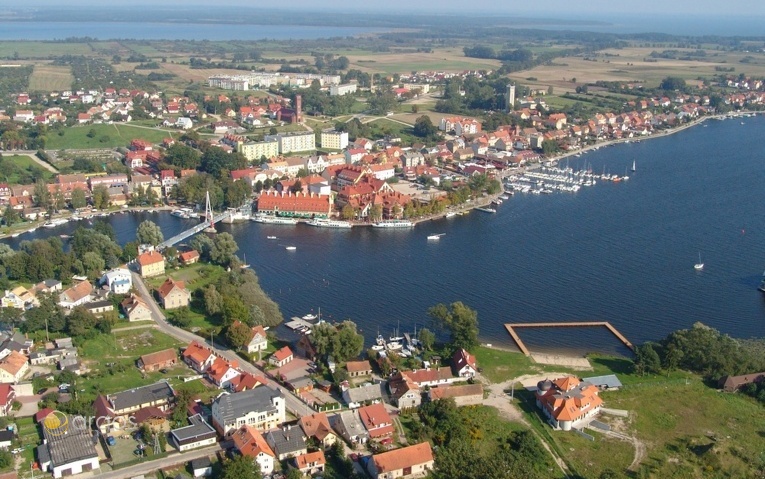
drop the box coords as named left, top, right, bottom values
left=106, top=436, right=116, bottom=447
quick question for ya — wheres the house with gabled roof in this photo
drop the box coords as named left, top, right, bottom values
left=535, top=376, right=603, bottom=431
left=121, top=294, right=153, bottom=322
left=182, top=342, right=216, bottom=374
left=58, top=281, right=93, bottom=309
left=137, top=251, right=165, bottom=277
left=0, top=351, right=28, bottom=383
left=388, top=374, right=421, bottom=409
left=157, top=277, right=190, bottom=310
left=346, top=360, right=372, bottom=378
left=428, top=383, right=484, bottom=407
left=229, top=372, right=268, bottom=393
left=0, top=384, right=15, bottom=416
left=138, top=348, right=177, bottom=372
left=293, top=450, right=326, bottom=476
left=367, top=442, right=435, bottom=479
left=265, top=425, right=308, bottom=460
left=206, top=357, right=240, bottom=389
left=358, top=403, right=394, bottom=442
left=452, top=348, right=477, bottom=378
left=331, top=409, right=368, bottom=446
left=232, top=425, right=276, bottom=475
left=269, top=346, right=293, bottom=367
left=298, top=412, right=337, bottom=449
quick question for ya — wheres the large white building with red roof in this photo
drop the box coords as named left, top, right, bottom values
left=535, top=376, right=603, bottom=431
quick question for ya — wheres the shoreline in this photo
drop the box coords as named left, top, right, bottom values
left=2, top=111, right=757, bottom=239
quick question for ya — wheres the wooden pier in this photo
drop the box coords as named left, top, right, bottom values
left=504, top=321, right=634, bottom=356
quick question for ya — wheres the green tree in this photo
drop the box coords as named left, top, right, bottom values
left=92, top=185, right=110, bottom=210
left=34, top=179, right=51, bottom=209
left=222, top=295, right=249, bottom=327
left=164, top=143, right=201, bottom=170
left=221, top=454, right=261, bottom=479
left=341, top=204, right=356, bottom=220
left=418, top=327, right=436, bottom=351
left=81, top=251, right=105, bottom=280
left=633, top=342, right=662, bottom=376
left=203, top=285, right=224, bottom=316
left=335, top=321, right=365, bottom=362
left=211, top=232, right=238, bottom=266
left=225, top=320, right=253, bottom=350
left=541, top=140, right=560, bottom=156
left=413, top=115, right=439, bottom=139
left=70, top=188, right=87, bottom=210
left=2, top=205, right=20, bottom=226
left=170, top=306, right=191, bottom=328
left=136, top=220, right=164, bottom=246
left=428, top=302, right=479, bottom=351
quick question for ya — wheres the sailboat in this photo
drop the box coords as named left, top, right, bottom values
left=240, top=253, right=251, bottom=269
left=694, top=252, right=704, bottom=271
left=631, top=160, right=636, bottom=172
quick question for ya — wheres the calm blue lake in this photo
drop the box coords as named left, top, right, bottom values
left=7, top=116, right=765, bottom=355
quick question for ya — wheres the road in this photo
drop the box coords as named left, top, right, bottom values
left=129, top=271, right=315, bottom=418
left=93, top=444, right=222, bottom=479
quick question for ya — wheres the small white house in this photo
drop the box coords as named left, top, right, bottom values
left=100, top=268, right=132, bottom=294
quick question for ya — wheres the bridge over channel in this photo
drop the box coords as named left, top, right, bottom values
left=158, top=210, right=231, bottom=249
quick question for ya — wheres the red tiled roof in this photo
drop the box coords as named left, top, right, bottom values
left=157, top=277, right=186, bottom=299
left=232, top=425, right=274, bottom=459
left=272, top=346, right=293, bottom=362
left=358, top=403, right=394, bottom=438
left=373, top=442, right=434, bottom=473
left=139, top=348, right=177, bottom=369
left=137, top=251, right=164, bottom=266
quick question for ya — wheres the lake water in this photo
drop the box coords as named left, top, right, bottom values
left=0, top=22, right=388, bottom=41
left=7, top=116, right=765, bottom=355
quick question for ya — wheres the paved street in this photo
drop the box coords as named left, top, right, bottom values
left=92, top=444, right=222, bottom=479
left=129, top=271, right=315, bottom=418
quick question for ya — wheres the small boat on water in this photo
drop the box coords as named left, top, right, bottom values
left=694, top=252, right=704, bottom=271
left=427, top=233, right=445, bottom=240
left=445, top=212, right=457, bottom=218
left=631, top=160, right=636, bottom=172
left=59, top=234, right=70, bottom=240
left=758, top=271, right=765, bottom=292
left=475, top=207, right=497, bottom=214
left=302, top=313, right=318, bottom=321
left=285, top=246, right=297, bottom=251
left=267, top=236, right=277, bottom=240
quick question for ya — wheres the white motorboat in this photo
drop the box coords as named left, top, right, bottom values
left=427, top=233, right=444, bottom=240
left=307, top=218, right=353, bottom=229
left=372, top=220, right=414, bottom=228
left=285, top=246, right=297, bottom=251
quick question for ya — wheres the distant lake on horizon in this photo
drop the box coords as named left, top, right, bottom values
left=5, top=116, right=765, bottom=357
left=0, top=22, right=389, bottom=41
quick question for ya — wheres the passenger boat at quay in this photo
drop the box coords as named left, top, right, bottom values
left=372, top=219, right=414, bottom=228
left=306, top=218, right=353, bottom=229
left=252, top=213, right=298, bottom=225
left=475, top=207, right=497, bottom=214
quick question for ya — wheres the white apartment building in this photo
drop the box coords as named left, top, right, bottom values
left=265, top=132, right=316, bottom=154
left=320, top=130, right=349, bottom=151
left=330, top=83, right=358, bottom=96
left=239, top=140, right=280, bottom=162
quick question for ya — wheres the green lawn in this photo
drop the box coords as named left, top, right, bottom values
left=474, top=346, right=537, bottom=384
left=1, top=154, right=55, bottom=184
left=45, top=124, right=177, bottom=150
left=76, top=329, right=186, bottom=396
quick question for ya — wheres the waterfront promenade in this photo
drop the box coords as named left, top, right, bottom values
left=505, top=322, right=634, bottom=356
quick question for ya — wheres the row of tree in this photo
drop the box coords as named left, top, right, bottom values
left=633, top=322, right=765, bottom=379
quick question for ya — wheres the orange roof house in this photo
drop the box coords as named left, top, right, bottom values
left=256, top=191, right=330, bottom=218
left=206, top=357, right=241, bottom=388
left=137, top=251, right=165, bottom=277
left=182, top=342, right=216, bottom=373
left=157, top=277, right=189, bottom=310
left=298, top=412, right=336, bottom=448
left=357, top=403, right=394, bottom=439
left=534, top=376, right=603, bottom=431
left=232, top=425, right=276, bottom=475
left=179, top=250, right=200, bottom=265
left=230, top=372, right=268, bottom=393
left=367, top=442, right=434, bottom=479
left=269, top=346, right=293, bottom=367
left=294, top=450, right=326, bottom=476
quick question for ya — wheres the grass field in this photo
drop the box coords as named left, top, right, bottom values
left=148, top=263, right=227, bottom=331
left=0, top=41, right=93, bottom=58
left=28, top=64, right=73, bottom=92
left=1, top=154, right=54, bottom=184
left=45, top=124, right=177, bottom=150
left=347, top=47, right=501, bottom=74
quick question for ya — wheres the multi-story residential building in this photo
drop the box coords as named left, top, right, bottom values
left=329, top=83, right=357, bottom=96
left=320, top=130, right=349, bottom=151
left=211, top=388, right=285, bottom=435
left=264, top=132, right=315, bottom=154
left=136, top=251, right=165, bottom=278
left=239, top=140, right=280, bottom=162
